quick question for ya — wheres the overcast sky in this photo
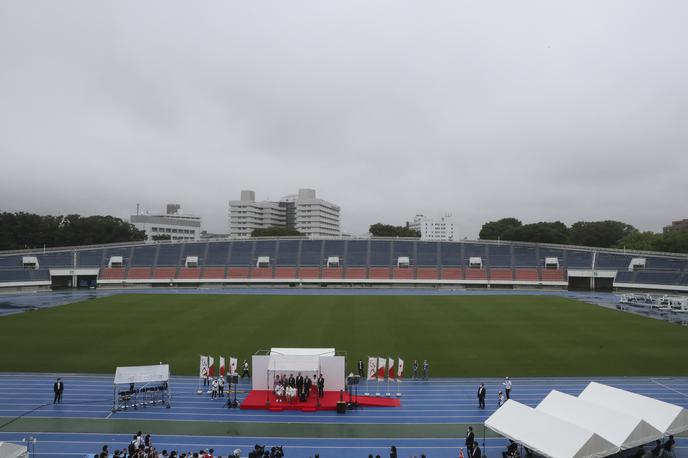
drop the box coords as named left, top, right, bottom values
left=1, top=1, right=686, bottom=238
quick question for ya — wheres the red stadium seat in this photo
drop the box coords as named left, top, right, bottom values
left=202, top=267, right=226, bottom=279
left=227, top=267, right=249, bottom=278
left=275, top=267, right=296, bottom=279
left=345, top=267, right=367, bottom=279
left=299, top=267, right=321, bottom=279
left=153, top=267, right=177, bottom=279
left=489, top=268, right=513, bottom=281
left=416, top=268, right=439, bottom=280
left=392, top=268, right=414, bottom=279
left=542, top=270, right=565, bottom=281
left=322, top=268, right=342, bottom=279
left=100, top=268, right=125, bottom=280
left=177, top=268, right=201, bottom=279
left=369, top=267, right=391, bottom=279
left=127, top=267, right=152, bottom=279
left=440, top=268, right=462, bottom=280
left=465, top=269, right=487, bottom=280
left=515, top=268, right=539, bottom=281
left=251, top=268, right=273, bottom=279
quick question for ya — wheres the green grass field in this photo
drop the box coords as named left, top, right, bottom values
left=1, top=294, right=687, bottom=377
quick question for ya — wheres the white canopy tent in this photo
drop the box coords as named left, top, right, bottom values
left=253, top=348, right=345, bottom=392
left=484, top=400, right=618, bottom=458
left=112, top=364, right=171, bottom=412
left=536, top=390, right=663, bottom=449
left=0, top=442, right=28, bottom=458
left=579, top=382, right=688, bottom=435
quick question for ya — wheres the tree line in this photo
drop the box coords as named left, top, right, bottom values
left=479, top=218, right=688, bottom=253
left=0, top=212, right=145, bottom=250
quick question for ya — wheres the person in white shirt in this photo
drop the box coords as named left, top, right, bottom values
left=211, top=378, right=219, bottom=399
left=218, top=376, right=225, bottom=397
left=503, top=377, right=512, bottom=399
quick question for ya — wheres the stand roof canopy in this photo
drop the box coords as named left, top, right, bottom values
left=270, top=348, right=335, bottom=357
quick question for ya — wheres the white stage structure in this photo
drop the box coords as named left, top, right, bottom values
left=252, top=348, right=345, bottom=392
left=112, top=364, right=171, bottom=412
left=484, top=400, right=618, bottom=458
left=579, top=381, right=688, bottom=435
left=536, top=390, right=663, bottom=450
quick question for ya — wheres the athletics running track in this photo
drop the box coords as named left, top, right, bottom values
left=0, top=373, right=686, bottom=457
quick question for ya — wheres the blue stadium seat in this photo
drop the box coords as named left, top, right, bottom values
left=205, top=242, right=230, bottom=266
left=614, top=271, right=636, bottom=283
left=0, top=255, right=23, bottom=269
left=323, top=240, right=346, bottom=266
left=635, top=271, right=683, bottom=285
left=300, top=240, right=323, bottom=266
left=253, top=240, right=277, bottom=264
left=78, top=250, right=104, bottom=267
left=513, top=246, right=537, bottom=267
left=130, top=245, right=157, bottom=267
left=416, top=242, right=438, bottom=266
left=439, top=242, right=461, bottom=267
left=565, top=250, right=593, bottom=268
left=228, top=241, right=253, bottom=266
left=37, top=252, right=72, bottom=268
left=595, top=253, right=634, bottom=269
left=276, top=240, right=299, bottom=266
left=346, top=241, right=368, bottom=266
left=370, top=241, right=392, bottom=266
left=392, top=240, right=414, bottom=266
left=463, top=243, right=487, bottom=265
left=156, top=244, right=182, bottom=266
left=488, top=245, right=511, bottom=267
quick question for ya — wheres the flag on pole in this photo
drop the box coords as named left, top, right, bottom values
left=388, top=357, right=395, bottom=380
left=367, top=357, right=377, bottom=381
left=459, top=447, right=464, bottom=458
left=377, top=357, right=386, bottom=381
left=199, top=355, right=209, bottom=378
left=208, top=356, right=215, bottom=377
left=397, top=357, right=404, bottom=381
left=219, top=356, right=226, bottom=377
left=229, top=357, right=238, bottom=375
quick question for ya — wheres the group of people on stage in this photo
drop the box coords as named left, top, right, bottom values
left=273, top=373, right=324, bottom=403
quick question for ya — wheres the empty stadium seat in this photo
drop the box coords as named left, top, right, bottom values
left=299, top=267, right=321, bottom=279
left=130, top=246, right=157, bottom=267
left=300, top=240, right=323, bottom=266
left=392, top=268, right=414, bottom=279
left=205, top=242, right=231, bottom=265
left=227, top=267, right=249, bottom=278
left=489, top=268, right=513, bottom=281
left=465, top=269, right=487, bottom=280
left=275, top=267, right=296, bottom=279
left=515, top=268, right=539, bottom=281
left=276, top=241, right=299, bottom=266
left=157, top=245, right=182, bottom=266
left=251, top=268, right=273, bottom=279
left=177, top=268, right=201, bottom=279
left=153, top=267, right=177, bottom=279
left=202, top=267, right=226, bottom=279
left=416, top=267, right=439, bottom=280
left=345, top=267, right=367, bottom=279
left=100, top=268, right=125, bottom=280
left=127, top=267, right=152, bottom=279
left=541, top=270, right=565, bottom=281
left=440, top=268, right=462, bottom=280
left=488, top=246, right=512, bottom=267
left=322, top=268, right=343, bottom=279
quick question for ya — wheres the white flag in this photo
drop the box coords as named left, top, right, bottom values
left=208, top=356, right=215, bottom=377
left=377, top=357, right=386, bottom=381
left=367, top=357, right=377, bottom=381
left=219, top=356, right=226, bottom=377
left=199, top=355, right=209, bottom=378
left=397, top=357, right=404, bottom=381
left=388, top=357, right=395, bottom=380
left=229, top=357, right=238, bottom=375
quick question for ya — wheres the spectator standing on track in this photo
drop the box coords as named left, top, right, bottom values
left=465, top=426, right=475, bottom=451
left=390, top=445, right=398, bottom=458
left=211, top=378, right=218, bottom=399
left=53, top=377, right=64, bottom=404
left=422, top=360, right=429, bottom=380
left=504, top=377, right=512, bottom=399
left=412, top=360, right=419, bottom=379
left=241, top=360, right=250, bottom=379
left=470, top=443, right=482, bottom=458
left=664, top=435, right=675, bottom=458
left=498, top=390, right=504, bottom=407
left=477, top=383, right=486, bottom=409
left=218, top=376, right=224, bottom=397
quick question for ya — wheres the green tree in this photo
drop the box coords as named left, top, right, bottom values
left=570, top=220, right=637, bottom=248
left=502, top=221, right=570, bottom=244
left=368, top=223, right=420, bottom=238
left=479, top=218, right=522, bottom=240
left=652, top=229, right=688, bottom=253
left=0, top=211, right=144, bottom=250
left=251, top=226, right=303, bottom=237
left=615, top=231, right=659, bottom=251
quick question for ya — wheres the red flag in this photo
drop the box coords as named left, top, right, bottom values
left=397, top=358, right=404, bottom=380
left=388, top=357, right=395, bottom=380
left=377, top=357, right=386, bottom=380
left=208, top=356, right=215, bottom=377
left=219, top=356, right=226, bottom=377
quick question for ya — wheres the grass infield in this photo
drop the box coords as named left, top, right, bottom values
left=1, top=294, right=687, bottom=376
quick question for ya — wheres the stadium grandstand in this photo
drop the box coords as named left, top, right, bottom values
left=1, top=238, right=687, bottom=292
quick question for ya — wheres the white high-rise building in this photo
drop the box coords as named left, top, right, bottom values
left=409, top=214, right=456, bottom=241
left=131, top=203, right=202, bottom=241
left=228, top=189, right=340, bottom=238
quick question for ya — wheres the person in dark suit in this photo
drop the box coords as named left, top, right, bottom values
left=288, top=374, right=296, bottom=388
left=53, top=377, right=64, bottom=404
left=465, top=426, right=475, bottom=451
left=477, top=384, right=486, bottom=409
left=470, top=443, right=481, bottom=458
left=304, top=374, right=312, bottom=400
left=317, top=374, right=325, bottom=398
left=357, top=360, right=364, bottom=378
left=296, top=373, right=304, bottom=401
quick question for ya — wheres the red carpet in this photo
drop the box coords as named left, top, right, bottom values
left=240, top=390, right=400, bottom=411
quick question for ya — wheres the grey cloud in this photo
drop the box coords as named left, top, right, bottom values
left=1, top=0, right=687, bottom=238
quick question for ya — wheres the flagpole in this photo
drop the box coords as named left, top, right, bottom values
left=385, top=356, right=391, bottom=397
left=364, top=355, right=370, bottom=396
